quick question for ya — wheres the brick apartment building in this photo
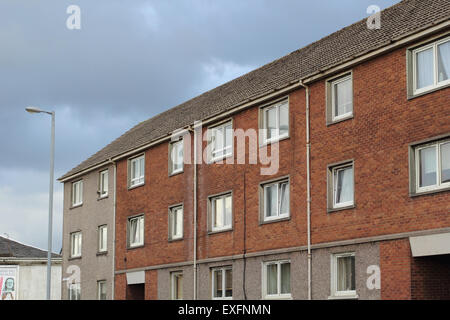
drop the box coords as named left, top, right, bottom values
left=59, top=0, right=450, bottom=300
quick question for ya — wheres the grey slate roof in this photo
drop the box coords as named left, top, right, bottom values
left=60, top=0, right=450, bottom=180
left=0, top=236, right=61, bottom=259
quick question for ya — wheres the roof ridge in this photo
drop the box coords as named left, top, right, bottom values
left=0, top=235, right=59, bottom=256
left=59, top=0, right=449, bottom=180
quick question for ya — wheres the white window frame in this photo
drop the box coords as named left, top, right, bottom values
left=169, top=205, right=183, bottom=240
left=415, top=139, right=450, bottom=193
left=70, top=231, right=82, bottom=258
left=330, top=252, right=357, bottom=298
left=332, top=163, right=354, bottom=209
left=171, top=271, right=183, bottom=300
left=97, top=280, right=107, bottom=300
left=71, top=180, right=83, bottom=206
left=129, top=155, right=145, bottom=188
left=170, top=139, right=184, bottom=175
left=331, top=74, right=353, bottom=122
left=262, top=260, right=291, bottom=300
left=128, top=215, right=144, bottom=248
left=412, top=36, right=450, bottom=95
left=99, top=169, right=108, bottom=198
left=261, top=179, right=290, bottom=222
left=210, top=193, right=233, bottom=232
left=68, top=283, right=81, bottom=300
left=261, top=99, right=289, bottom=144
left=211, top=266, right=233, bottom=300
left=209, top=121, right=233, bottom=162
left=98, top=225, right=107, bottom=253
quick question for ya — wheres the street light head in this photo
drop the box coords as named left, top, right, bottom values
left=25, top=106, right=43, bottom=114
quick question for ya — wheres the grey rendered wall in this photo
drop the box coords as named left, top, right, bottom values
left=157, top=265, right=194, bottom=300
left=311, top=242, right=380, bottom=300
left=61, top=165, right=115, bottom=300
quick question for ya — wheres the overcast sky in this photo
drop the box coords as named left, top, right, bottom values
left=0, top=0, right=400, bottom=252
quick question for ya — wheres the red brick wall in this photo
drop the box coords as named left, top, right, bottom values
left=309, top=46, right=450, bottom=244
left=114, top=36, right=450, bottom=295
left=145, top=270, right=158, bottom=300
left=380, top=239, right=412, bottom=300
left=411, top=254, right=450, bottom=300
left=114, top=274, right=126, bottom=300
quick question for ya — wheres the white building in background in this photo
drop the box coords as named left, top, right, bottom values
left=0, top=235, right=61, bottom=300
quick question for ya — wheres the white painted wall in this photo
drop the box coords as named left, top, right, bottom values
left=17, top=264, right=61, bottom=300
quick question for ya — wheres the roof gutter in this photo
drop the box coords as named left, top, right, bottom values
left=59, top=19, right=450, bottom=183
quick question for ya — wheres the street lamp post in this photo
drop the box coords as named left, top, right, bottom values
left=26, top=106, right=55, bottom=300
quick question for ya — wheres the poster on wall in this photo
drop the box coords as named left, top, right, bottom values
left=0, top=266, right=18, bottom=300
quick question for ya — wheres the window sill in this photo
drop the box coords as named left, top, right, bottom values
left=127, top=244, right=144, bottom=250
left=410, top=186, right=450, bottom=198
left=263, top=295, right=292, bottom=300
left=408, top=82, right=450, bottom=100
left=68, top=256, right=82, bottom=261
left=69, top=204, right=83, bottom=210
left=97, top=195, right=108, bottom=201
left=128, top=183, right=145, bottom=191
left=208, top=227, right=233, bottom=235
left=168, top=237, right=184, bottom=243
left=96, top=251, right=108, bottom=256
left=327, top=114, right=354, bottom=126
left=169, top=169, right=184, bottom=177
left=327, top=204, right=355, bottom=213
left=209, top=154, right=233, bottom=164
left=328, top=294, right=359, bottom=300
left=259, top=216, right=290, bottom=226
left=259, top=135, right=290, bottom=148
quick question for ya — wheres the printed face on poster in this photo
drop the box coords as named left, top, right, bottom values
left=0, top=267, right=17, bottom=300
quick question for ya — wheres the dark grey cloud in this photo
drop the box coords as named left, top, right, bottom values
left=0, top=0, right=399, bottom=249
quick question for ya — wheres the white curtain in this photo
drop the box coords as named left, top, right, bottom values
left=265, top=185, right=277, bottom=217
left=438, top=41, right=450, bottom=82
left=337, top=256, right=355, bottom=291
left=336, top=167, right=353, bottom=204
left=266, top=264, right=277, bottom=295
left=224, top=196, right=232, bottom=227
left=419, top=146, right=437, bottom=187
left=279, top=102, right=289, bottom=136
left=280, top=263, right=290, bottom=294
left=214, top=198, right=224, bottom=228
left=416, top=48, right=434, bottom=89
left=335, top=78, right=352, bottom=116
left=214, top=270, right=222, bottom=297
left=279, top=182, right=289, bottom=215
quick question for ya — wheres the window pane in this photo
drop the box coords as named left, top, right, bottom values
left=337, top=256, right=355, bottom=292
left=224, top=124, right=233, bottom=155
left=265, top=184, right=278, bottom=217
left=266, top=107, right=277, bottom=140
left=280, top=263, right=290, bottom=294
left=176, top=208, right=183, bottom=236
left=441, top=142, right=450, bottom=184
left=416, top=48, right=434, bottom=89
left=335, top=166, right=353, bottom=204
left=224, top=195, right=232, bottom=227
left=438, top=40, right=450, bottom=83
left=279, top=103, right=289, bottom=136
left=213, top=127, right=224, bottom=157
left=266, top=264, right=278, bottom=295
left=213, top=198, right=224, bottom=228
left=174, top=275, right=183, bottom=300
left=419, top=146, right=437, bottom=187
left=214, top=270, right=222, bottom=298
left=279, top=182, right=289, bottom=215
left=334, top=78, right=352, bottom=116
left=225, top=269, right=232, bottom=297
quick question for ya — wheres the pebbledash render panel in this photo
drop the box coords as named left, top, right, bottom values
left=61, top=164, right=114, bottom=300
left=59, top=0, right=450, bottom=300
